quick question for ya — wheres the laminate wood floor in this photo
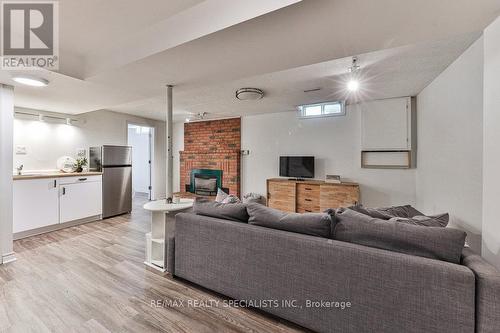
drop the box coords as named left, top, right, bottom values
left=0, top=198, right=307, bottom=333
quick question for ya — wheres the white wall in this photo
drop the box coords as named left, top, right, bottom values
left=127, top=126, right=151, bottom=194
left=239, top=107, right=417, bottom=207
left=482, top=16, right=500, bottom=269
left=14, top=109, right=166, bottom=200
left=416, top=37, right=484, bottom=253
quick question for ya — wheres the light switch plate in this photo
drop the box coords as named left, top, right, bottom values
left=76, top=148, right=86, bottom=157
left=16, top=145, right=27, bottom=155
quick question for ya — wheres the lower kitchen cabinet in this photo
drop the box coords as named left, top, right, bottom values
left=60, top=180, right=102, bottom=223
left=13, top=178, right=59, bottom=233
left=13, top=175, right=103, bottom=239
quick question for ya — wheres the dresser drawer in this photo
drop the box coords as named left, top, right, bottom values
left=297, top=183, right=319, bottom=204
left=296, top=205, right=320, bottom=213
left=296, top=184, right=320, bottom=199
left=267, top=181, right=296, bottom=212
left=297, top=198, right=320, bottom=211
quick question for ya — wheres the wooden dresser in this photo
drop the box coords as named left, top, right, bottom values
left=266, top=178, right=359, bottom=213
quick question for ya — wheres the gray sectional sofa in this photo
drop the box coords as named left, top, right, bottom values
left=172, top=204, right=500, bottom=333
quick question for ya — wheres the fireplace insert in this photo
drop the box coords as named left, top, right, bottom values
left=187, top=169, right=228, bottom=196
left=194, top=174, right=217, bottom=195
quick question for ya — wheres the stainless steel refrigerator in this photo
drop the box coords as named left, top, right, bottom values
left=90, top=145, right=132, bottom=218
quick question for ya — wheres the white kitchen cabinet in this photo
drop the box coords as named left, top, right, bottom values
left=361, top=97, right=415, bottom=150
left=60, top=179, right=102, bottom=223
left=13, top=178, right=59, bottom=233
left=13, top=174, right=103, bottom=239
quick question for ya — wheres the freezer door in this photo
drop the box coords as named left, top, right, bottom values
left=102, top=145, right=132, bottom=167
left=102, top=166, right=132, bottom=218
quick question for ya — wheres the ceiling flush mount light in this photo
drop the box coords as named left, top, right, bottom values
left=235, top=88, right=264, bottom=101
left=347, top=80, right=360, bottom=92
left=347, top=56, right=360, bottom=92
left=12, top=76, right=49, bottom=87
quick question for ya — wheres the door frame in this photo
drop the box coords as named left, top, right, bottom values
left=127, top=122, right=155, bottom=200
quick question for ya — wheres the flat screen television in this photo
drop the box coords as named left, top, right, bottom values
left=279, top=156, right=315, bottom=179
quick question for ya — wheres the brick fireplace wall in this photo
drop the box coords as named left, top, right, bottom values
left=180, top=118, right=241, bottom=196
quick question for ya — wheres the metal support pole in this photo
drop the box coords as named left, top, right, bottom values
left=165, top=85, right=173, bottom=203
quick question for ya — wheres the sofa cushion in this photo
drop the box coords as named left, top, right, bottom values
left=349, top=204, right=449, bottom=227
left=247, top=203, right=332, bottom=238
left=333, top=208, right=466, bottom=263
left=389, top=213, right=450, bottom=227
left=348, top=205, right=394, bottom=219
left=349, top=204, right=424, bottom=219
left=376, top=204, right=424, bottom=218
left=193, top=200, right=249, bottom=223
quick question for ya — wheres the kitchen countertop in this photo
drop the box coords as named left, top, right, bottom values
left=13, top=171, right=103, bottom=180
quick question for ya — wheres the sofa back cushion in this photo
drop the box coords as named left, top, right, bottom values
left=246, top=203, right=332, bottom=238
left=349, top=204, right=449, bottom=227
left=374, top=204, right=424, bottom=218
left=333, top=208, right=466, bottom=264
left=389, top=213, right=449, bottom=227
left=193, top=200, right=249, bottom=223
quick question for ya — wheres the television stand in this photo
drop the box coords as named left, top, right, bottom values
left=267, top=178, right=360, bottom=213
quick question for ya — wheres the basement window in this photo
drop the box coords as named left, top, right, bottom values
left=298, top=101, right=346, bottom=118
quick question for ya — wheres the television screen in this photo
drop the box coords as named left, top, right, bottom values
left=279, top=156, right=315, bottom=179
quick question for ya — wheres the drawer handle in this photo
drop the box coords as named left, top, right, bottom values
left=305, top=187, right=312, bottom=190
left=62, top=187, right=66, bottom=195
left=78, top=178, right=88, bottom=181
left=305, top=198, right=312, bottom=202
left=53, top=180, right=57, bottom=188
left=305, top=209, right=312, bottom=212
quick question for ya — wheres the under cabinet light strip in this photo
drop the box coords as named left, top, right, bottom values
left=14, top=111, right=78, bottom=124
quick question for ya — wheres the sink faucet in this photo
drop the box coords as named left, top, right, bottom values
left=16, top=164, right=23, bottom=175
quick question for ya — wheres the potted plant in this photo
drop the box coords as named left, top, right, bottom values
left=74, top=157, right=88, bottom=173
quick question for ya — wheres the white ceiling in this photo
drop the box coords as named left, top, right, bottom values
left=1, top=0, right=499, bottom=122
left=111, top=32, right=482, bottom=121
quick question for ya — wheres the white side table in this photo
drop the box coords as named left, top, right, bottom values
left=143, top=198, right=194, bottom=272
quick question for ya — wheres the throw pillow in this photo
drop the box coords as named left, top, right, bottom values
left=333, top=208, right=466, bottom=264
left=348, top=205, right=394, bottom=219
left=389, top=213, right=449, bottom=228
left=221, top=194, right=241, bottom=204
left=215, top=188, right=241, bottom=204
left=349, top=204, right=449, bottom=227
left=247, top=203, right=332, bottom=238
left=242, top=192, right=265, bottom=205
left=193, top=200, right=249, bottom=223
left=376, top=205, right=424, bottom=218
left=215, top=188, right=228, bottom=202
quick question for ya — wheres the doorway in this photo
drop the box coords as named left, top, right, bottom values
left=127, top=124, right=154, bottom=200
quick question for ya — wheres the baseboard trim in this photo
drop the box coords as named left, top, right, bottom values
left=1, top=252, right=17, bottom=264
left=13, top=215, right=102, bottom=240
